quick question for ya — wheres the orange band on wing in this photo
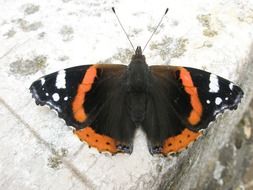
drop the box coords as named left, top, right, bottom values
left=179, top=67, right=203, bottom=125
left=72, top=65, right=97, bottom=122
left=161, top=129, right=202, bottom=155
left=75, top=127, right=117, bottom=154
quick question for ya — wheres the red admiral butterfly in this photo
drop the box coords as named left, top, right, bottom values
left=30, top=8, right=243, bottom=155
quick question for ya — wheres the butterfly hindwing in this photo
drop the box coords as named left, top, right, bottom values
left=142, top=66, right=193, bottom=154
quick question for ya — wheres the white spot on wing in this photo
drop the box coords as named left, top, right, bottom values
left=52, top=93, right=60, bottom=101
left=206, top=100, right=211, bottom=104
left=225, top=97, right=228, bottom=100
left=209, top=74, right=219, bottom=93
left=41, top=78, right=45, bottom=86
left=56, top=70, right=66, bottom=89
left=229, top=83, right=234, bottom=90
left=64, top=97, right=68, bottom=101
left=46, top=93, right=49, bottom=96
left=215, top=97, right=222, bottom=105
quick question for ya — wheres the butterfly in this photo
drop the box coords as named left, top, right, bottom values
left=30, top=45, right=243, bottom=155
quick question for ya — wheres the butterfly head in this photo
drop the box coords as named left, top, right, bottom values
left=135, top=46, right=142, bottom=55
left=131, top=46, right=146, bottom=62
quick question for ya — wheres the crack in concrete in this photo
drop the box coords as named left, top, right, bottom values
left=0, top=39, right=30, bottom=60
left=0, top=97, right=96, bottom=190
left=72, top=144, right=85, bottom=157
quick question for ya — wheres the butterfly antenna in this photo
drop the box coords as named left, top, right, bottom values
left=143, top=8, right=169, bottom=52
left=112, top=7, right=135, bottom=52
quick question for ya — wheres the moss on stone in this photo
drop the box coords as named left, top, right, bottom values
left=60, top=25, right=74, bottom=41
left=47, top=148, right=68, bottom=170
left=150, top=37, right=188, bottom=60
left=112, top=48, right=132, bottom=63
left=197, top=14, right=218, bottom=37
left=16, top=19, right=43, bottom=32
left=23, top=4, right=40, bottom=15
left=3, top=28, right=16, bottom=38
left=10, top=55, right=47, bottom=76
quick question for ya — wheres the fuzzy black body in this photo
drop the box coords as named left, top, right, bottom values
left=126, top=46, right=149, bottom=125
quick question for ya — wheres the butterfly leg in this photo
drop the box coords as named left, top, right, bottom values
left=148, top=141, right=163, bottom=155
left=116, top=143, right=133, bottom=154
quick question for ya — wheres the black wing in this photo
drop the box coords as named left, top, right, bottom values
left=30, top=64, right=136, bottom=153
left=143, top=65, right=243, bottom=155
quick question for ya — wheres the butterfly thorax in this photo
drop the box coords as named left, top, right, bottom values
left=127, top=46, right=148, bottom=91
left=126, top=46, right=149, bottom=124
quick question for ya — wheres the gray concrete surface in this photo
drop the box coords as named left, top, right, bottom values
left=1, top=0, right=253, bottom=189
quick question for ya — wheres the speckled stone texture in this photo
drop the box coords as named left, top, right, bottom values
left=0, top=0, right=253, bottom=189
